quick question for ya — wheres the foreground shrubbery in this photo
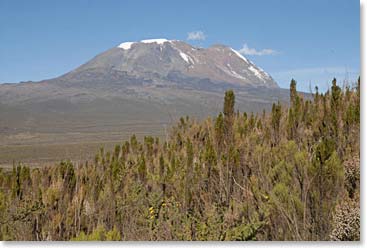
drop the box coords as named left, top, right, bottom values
left=0, top=78, right=360, bottom=240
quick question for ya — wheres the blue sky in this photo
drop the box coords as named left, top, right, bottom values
left=0, top=0, right=359, bottom=92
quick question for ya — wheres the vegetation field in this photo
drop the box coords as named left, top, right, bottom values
left=0, top=132, right=165, bottom=169
left=0, top=79, right=360, bottom=240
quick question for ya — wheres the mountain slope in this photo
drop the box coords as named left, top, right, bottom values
left=0, top=39, right=289, bottom=166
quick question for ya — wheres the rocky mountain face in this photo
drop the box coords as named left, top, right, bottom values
left=0, top=39, right=288, bottom=153
left=64, top=39, right=278, bottom=88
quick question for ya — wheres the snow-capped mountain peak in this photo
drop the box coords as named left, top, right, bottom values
left=76, top=39, right=278, bottom=88
left=118, top=38, right=176, bottom=50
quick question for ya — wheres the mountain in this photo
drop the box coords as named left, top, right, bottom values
left=0, top=39, right=290, bottom=165
left=62, top=39, right=278, bottom=88
left=0, top=39, right=278, bottom=105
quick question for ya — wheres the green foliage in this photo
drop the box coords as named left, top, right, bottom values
left=215, top=112, right=224, bottom=148
left=226, top=222, right=264, bottom=241
left=290, top=79, right=297, bottom=105
left=71, top=225, right=121, bottom=241
left=223, top=90, right=235, bottom=119
left=223, top=90, right=235, bottom=144
left=106, top=226, right=122, bottom=241
left=271, top=102, right=282, bottom=144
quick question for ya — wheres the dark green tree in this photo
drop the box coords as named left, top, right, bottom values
left=223, top=90, right=235, bottom=144
left=271, top=102, right=282, bottom=145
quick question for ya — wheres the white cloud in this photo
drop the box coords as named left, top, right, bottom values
left=238, top=43, right=278, bottom=56
left=187, top=31, right=206, bottom=41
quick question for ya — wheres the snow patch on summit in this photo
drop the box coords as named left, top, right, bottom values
left=118, top=39, right=173, bottom=50
left=118, top=42, right=135, bottom=50
left=141, top=39, right=171, bottom=44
